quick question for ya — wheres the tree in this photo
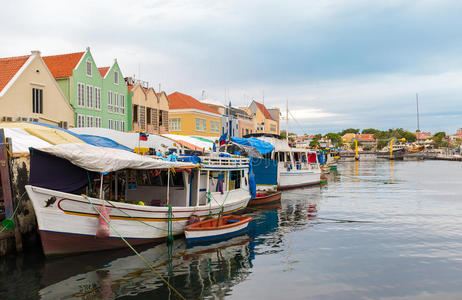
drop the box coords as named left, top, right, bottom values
left=340, top=128, right=360, bottom=136
left=361, top=128, right=380, bottom=135
left=432, top=132, right=447, bottom=148
left=325, top=132, right=343, bottom=147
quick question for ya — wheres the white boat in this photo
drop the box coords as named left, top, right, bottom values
left=25, top=143, right=251, bottom=256
left=250, top=134, right=321, bottom=190
left=184, top=215, right=253, bottom=243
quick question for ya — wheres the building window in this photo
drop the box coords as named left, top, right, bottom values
left=86, top=85, right=93, bottom=108
left=114, top=120, right=119, bottom=131
left=108, top=91, right=113, bottom=112
left=119, top=95, right=125, bottom=114
left=133, top=105, right=138, bottom=123
left=139, top=106, right=145, bottom=130
left=86, top=60, right=92, bottom=76
left=159, top=110, right=164, bottom=125
left=210, top=120, right=220, bottom=133
left=169, top=118, right=181, bottom=131
left=195, top=118, right=206, bottom=132
left=77, top=114, right=85, bottom=127
left=114, top=71, right=119, bottom=84
left=147, top=107, right=152, bottom=124
left=108, top=119, right=113, bottom=130
left=246, top=129, right=249, bottom=135
left=270, top=124, right=276, bottom=132
left=32, top=88, right=43, bottom=114
left=113, top=93, right=119, bottom=113
left=86, top=116, right=93, bottom=127
left=77, top=83, right=85, bottom=107
left=95, top=117, right=101, bottom=128
left=95, top=87, right=101, bottom=109
left=120, top=121, right=125, bottom=132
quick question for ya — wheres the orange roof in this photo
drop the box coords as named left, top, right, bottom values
left=254, top=101, right=273, bottom=120
left=168, top=92, right=218, bottom=114
left=98, top=67, right=109, bottom=77
left=43, top=52, right=85, bottom=78
left=0, top=55, right=30, bottom=93
left=355, top=134, right=375, bottom=141
left=127, top=85, right=134, bottom=94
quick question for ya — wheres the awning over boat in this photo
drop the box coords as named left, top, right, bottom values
left=35, top=143, right=197, bottom=173
left=1, top=128, right=52, bottom=153
left=230, top=137, right=274, bottom=155
left=162, top=134, right=214, bottom=151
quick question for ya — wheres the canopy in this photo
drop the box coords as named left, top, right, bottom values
left=1, top=128, right=52, bottom=153
left=77, top=134, right=132, bottom=152
left=162, top=134, right=214, bottom=151
left=219, top=142, right=262, bottom=158
left=230, top=137, right=274, bottom=155
left=70, top=128, right=176, bottom=151
left=36, top=143, right=196, bottom=173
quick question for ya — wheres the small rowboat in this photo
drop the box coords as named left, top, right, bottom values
left=248, top=191, right=282, bottom=207
left=184, top=215, right=253, bottom=243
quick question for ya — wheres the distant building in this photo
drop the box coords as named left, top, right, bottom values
left=126, top=77, right=169, bottom=134
left=168, top=92, right=221, bottom=137
left=245, top=100, right=279, bottom=135
left=43, top=47, right=129, bottom=131
left=204, top=102, right=255, bottom=138
left=0, top=51, right=74, bottom=127
left=457, top=128, right=462, bottom=134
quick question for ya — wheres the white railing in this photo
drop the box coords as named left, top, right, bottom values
left=200, top=156, right=250, bottom=168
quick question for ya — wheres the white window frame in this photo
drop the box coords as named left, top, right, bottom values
left=32, top=88, right=43, bottom=114
left=195, top=118, right=206, bottom=132
left=95, top=87, right=101, bottom=110
left=86, top=59, right=92, bottom=77
left=108, top=91, right=113, bottom=112
left=210, top=120, right=219, bottom=133
left=86, top=115, right=93, bottom=127
left=94, top=116, right=101, bottom=128
left=114, top=71, right=119, bottom=84
left=119, top=94, right=125, bottom=114
left=77, top=114, right=85, bottom=127
left=86, top=85, right=93, bottom=108
left=77, top=83, right=85, bottom=107
left=108, top=119, right=113, bottom=130
left=120, top=121, right=125, bottom=132
left=169, top=118, right=181, bottom=131
left=114, top=93, right=119, bottom=113
left=114, top=120, right=119, bottom=131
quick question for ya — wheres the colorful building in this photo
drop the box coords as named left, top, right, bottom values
left=168, top=92, right=221, bottom=137
left=0, top=51, right=74, bottom=127
left=126, top=77, right=169, bottom=134
left=43, top=47, right=129, bottom=131
left=245, top=100, right=279, bottom=135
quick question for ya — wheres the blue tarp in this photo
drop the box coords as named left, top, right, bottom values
left=77, top=134, right=133, bottom=151
left=252, top=157, right=278, bottom=187
left=230, top=137, right=274, bottom=155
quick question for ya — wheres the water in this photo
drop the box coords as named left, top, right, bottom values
left=2, top=160, right=462, bottom=299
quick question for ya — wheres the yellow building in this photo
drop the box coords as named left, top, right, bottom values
left=0, top=51, right=74, bottom=127
left=168, top=92, right=221, bottom=137
left=245, top=100, right=279, bottom=134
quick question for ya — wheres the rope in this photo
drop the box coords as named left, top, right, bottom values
left=83, top=195, right=186, bottom=300
left=167, top=205, right=174, bottom=243
left=0, top=191, right=27, bottom=233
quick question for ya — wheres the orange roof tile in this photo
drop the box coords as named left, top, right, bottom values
left=355, top=134, right=375, bottom=141
left=255, top=101, right=273, bottom=120
left=0, top=55, right=30, bottom=93
left=168, top=92, right=219, bottom=114
left=98, top=67, right=109, bottom=77
left=43, top=52, right=85, bottom=78
left=127, top=85, right=134, bottom=94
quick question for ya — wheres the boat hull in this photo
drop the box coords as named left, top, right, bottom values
left=278, top=171, right=321, bottom=190
left=185, top=216, right=253, bottom=243
left=248, top=191, right=282, bottom=207
left=26, top=185, right=250, bottom=256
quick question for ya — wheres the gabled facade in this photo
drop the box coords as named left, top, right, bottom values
left=43, top=48, right=129, bottom=131
left=168, top=92, right=221, bottom=137
left=127, top=77, right=169, bottom=134
left=0, top=51, right=74, bottom=127
left=246, top=100, right=279, bottom=135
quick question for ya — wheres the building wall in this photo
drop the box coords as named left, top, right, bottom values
left=0, top=54, right=74, bottom=126
left=238, top=117, right=255, bottom=137
left=168, top=110, right=221, bottom=137
left=157, top=92, right=169, bottom=134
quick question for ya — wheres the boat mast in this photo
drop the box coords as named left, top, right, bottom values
left=416, top=93, right=420, bottom=131
left=286, top=98, right=289, bottom=143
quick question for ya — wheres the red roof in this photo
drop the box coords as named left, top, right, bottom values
left=43, top=52, right=85, bottom=78
left=355, top=134, right=375, bottom=141
left=98, top=67, right=109, bottom=77
left=254, top=101, right=273, bottom=120
left=168, top=92, right=218, bottom=114
left=0, top=55, right=30, bottom=93
left=415, top=132, right=431, bottom=140
left=127, top=85, right=134, bottom=94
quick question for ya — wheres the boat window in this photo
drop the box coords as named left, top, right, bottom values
left=286, top=152, right=291, bottom=162
left=170, top=171, right=184, bottom=187
left=230, top=170, right=241, bottom=190
left=278, top=152, right=284, bottom=162
left=135, top=170, right=184, bottom=187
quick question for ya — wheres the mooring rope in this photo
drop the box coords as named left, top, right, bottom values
left=83, top=195, right=186, bottom=300
left=0, top=191, right=27, bottom=233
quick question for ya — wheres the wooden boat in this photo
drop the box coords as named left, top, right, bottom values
left=184, top=215, right=253, bottom=243
left=249, top=191, right=282, bottom=207
left=25, top=144, right=252, bottom=256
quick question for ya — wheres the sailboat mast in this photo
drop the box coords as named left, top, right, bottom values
left=416, top=93, right=420, bottom=131
left=286, top=99, right=289, bottom=143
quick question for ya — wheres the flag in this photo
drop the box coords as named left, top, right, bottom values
left=139, top=131, right=148, bottom=141
left=219, top=133, right=227, bottom=146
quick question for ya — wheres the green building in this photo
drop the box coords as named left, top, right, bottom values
left=43, top=47, right=129, bottom=131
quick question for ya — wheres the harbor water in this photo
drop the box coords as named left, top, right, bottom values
left=2, top=160, right=462, bottom=299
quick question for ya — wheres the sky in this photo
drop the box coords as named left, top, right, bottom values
left=1, top=0, right=462, bottom=134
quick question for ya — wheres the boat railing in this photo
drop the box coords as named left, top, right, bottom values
left=201, top=156, right=250, bottom=168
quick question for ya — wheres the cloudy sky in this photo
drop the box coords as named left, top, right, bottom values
left=2, top=0, right=462, bottom=134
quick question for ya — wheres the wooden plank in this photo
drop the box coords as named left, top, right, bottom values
left=0, top=129, right=13, bottom=219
